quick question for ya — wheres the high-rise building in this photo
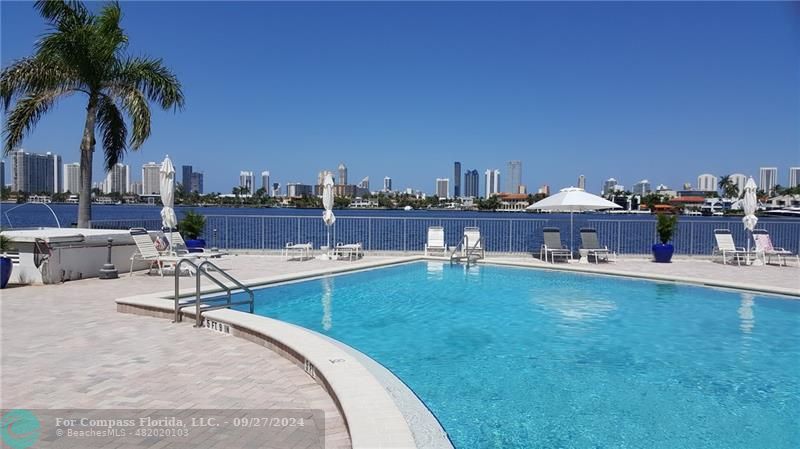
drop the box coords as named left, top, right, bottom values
left=337, top=163, right=348, bottom=186
left=190, top=172, right=204, bottom=194
left=759, top=167, right=777, bottom=193
left=141, top=162, right=161, bottom=195
left=484, top=169, right=500, bottom=197
left=789, top=167, right=800, bottom=188
left=104, top=163, right=130, bottom=194
left=602, top=178, right=618, bottom=196
left=538, top=185, right=550, bottom=196
left=181, top=165, right=192, bottom=189
left=453, top=162, right=461, bottom=198
left=286, top=182, right=313, bottom=197
left=578, top=174, right=586, bottom=190
left=261, top=171, right=270, bottom=194
left=383, top=176, right=392, bottom=192
left=507, top=160, right=522, bottom=194
left=728, top=173, right=747, bottom=197
left=358, top=176, right=369, bottom=191
left=464, top=169, right=479, bottom=197
left=11, top=149, right=61, bottom=194
left=63, top=163, right=80, bottom=193
left=239, top=171, right=255, bottom=193
left=436, top=178, right=450, bottom=199
left=129, top=181, right=142, bottom=195
left=272, top=182, right=280, bottom=197
left=697, top=173, right=717, bottom=192
left=632, top=179, right=651, bottom=196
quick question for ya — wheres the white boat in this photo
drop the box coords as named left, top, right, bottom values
left=404, top=205, right=413, bottom=211
left=764, top=207, right=800, bottom=218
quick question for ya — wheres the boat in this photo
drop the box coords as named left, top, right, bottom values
left=763, top=207, right=800, bottom=218
left=404, top=205, right=413, bottom=211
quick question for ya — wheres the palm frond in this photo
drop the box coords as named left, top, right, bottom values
left=106, top=86, right=150, bottom=149
left=3, top=88, right=69, bottom=155
left=1, top=57, right=79, bottom=109
left=96, top=1, right=127, bottom=53
left=34, top=0, right=90, bottom=27
left=95, top=95, right=127, bottom=170
left=113, top=57, right=184, bottom=111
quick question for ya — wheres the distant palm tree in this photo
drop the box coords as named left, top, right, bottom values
left=718, top=175, right=739, bottom=199
left=2, top=1, right=184, bottom=228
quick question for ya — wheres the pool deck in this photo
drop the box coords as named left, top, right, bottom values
left=1, top=253, right=798, bottom=449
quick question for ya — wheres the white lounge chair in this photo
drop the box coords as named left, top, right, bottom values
left=580, top=228, right=616, bottom=263
left=540, top=228, right=572, bottom=263
left=283, top=242, right=313, bottom=261
left=462, top=227, right=484, bottom=259
left=129, top=228, right=196, bottom=277
left=424, top=226, right=447, bottom=256
left=167, top=232, right=228, bottom=260
left=753, top=229, right=799, bottom=266
left=334, top=242, right=363, bottom=261
left=712, top=229, right=750, bottom=266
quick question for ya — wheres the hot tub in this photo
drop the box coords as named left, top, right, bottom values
left=2, top=228, right=148, bottom=284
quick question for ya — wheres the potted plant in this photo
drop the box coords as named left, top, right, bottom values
left=1, top=233, right=15, bottom=289
left=652, top=214, right=678, bottom=263
left=178, top=210, right=207, bottom=252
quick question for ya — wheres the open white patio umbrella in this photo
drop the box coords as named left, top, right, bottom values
left=526, top=187, right=622, bottom=250
left=159, top=155, right=177, bottom=254
left=321, top=173, right=336, bottom=258
left=742, top=177, right=759, bottom=263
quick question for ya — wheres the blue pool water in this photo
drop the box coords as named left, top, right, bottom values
left=243, top=262, right=800, bottom=448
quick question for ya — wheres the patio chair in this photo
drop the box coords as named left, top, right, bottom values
left=167, top=232, right=228, bottom=260
left=334, top=242, right=364, bottom=261
left=462, top=227, right=484, bottom=259
left=752, top=229, right=799, bottom=266
left=712, top=229, right=749, bottom=266
left=580, top=228, right=616, bottom=263
left=283, top=242, right=313, bottom=261
left=540, top=227, right=572, bottom=263
left=129, top=228, right=196, bottom=277
left=424, top=226, right=447, bottom=256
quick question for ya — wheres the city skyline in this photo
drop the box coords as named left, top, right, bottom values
left=2, top=2, right=797, bottom=193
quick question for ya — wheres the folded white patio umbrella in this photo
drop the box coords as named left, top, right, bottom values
left=526, top=187, right=622, bottom=250
left=160, top=155, right=177, bottom=253
left=322, top=173, right=336, bottom=257
left=742, top=177, right=759, bottom=263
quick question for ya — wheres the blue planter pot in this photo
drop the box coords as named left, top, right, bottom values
left=185, top=238, right=206, bottom=253
left=652, top=243, right=674, bottom=263
left=1, top=257, right=12, bottom=289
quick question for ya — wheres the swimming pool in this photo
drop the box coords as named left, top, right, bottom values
left=241, top=262, right=799, bottom=448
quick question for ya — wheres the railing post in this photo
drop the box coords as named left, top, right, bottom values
left=225, top=216, right=229, bottom=250
left=368, top=218, right=372, bottom=251
left=296, top=218, right=301, bottom=245
left=617, top=221, right=622, bottom=254
left=195, top=266, right=202, bottom=327
left=689, top=222, right=694, bottom=256
left=509, top=220, right=513, bottom=253
left=403, top=219, right=407, bottom=253
left=262, top=216, right=266, bottom=250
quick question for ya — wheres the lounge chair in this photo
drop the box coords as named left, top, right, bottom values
left=752, top=229, right=799, bottom=266
left=712, top=229, right=750, bottom=266
left=129, top=228, right=196, bottom=277
left=167, top=232, right=228, bottom=260
left=424, top=226, right=447, bottom=256
left=283, top=242, right=313, bottom=261
left=334, top=242, right=364, bottom=261
left=540, top=227, right=572, bottom=263
left=462, top=227, right=484, bottom=259
left=580, top=228, right=616, bottom=263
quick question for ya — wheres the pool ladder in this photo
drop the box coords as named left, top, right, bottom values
left=173, top=259, right=254, bottom=328
left=449, top=235, right=484, bottom=267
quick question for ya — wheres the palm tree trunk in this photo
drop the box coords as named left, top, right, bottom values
left=77, top=96, right=98, bottom=228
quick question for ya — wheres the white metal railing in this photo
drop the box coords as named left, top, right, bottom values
left=89, top=215, right=800, bottom=256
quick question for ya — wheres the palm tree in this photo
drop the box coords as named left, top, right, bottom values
left=718, top=175, right=739, bottom=199
left=2, top=1, right=184, bottom=227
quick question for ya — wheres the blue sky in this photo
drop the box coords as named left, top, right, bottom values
left=2, top=1, right=799, bottom=194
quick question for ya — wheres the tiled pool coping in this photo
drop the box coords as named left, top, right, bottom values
left=115, top=255, right=798, bottom=449
left=116, top=256, right=446, bottom=449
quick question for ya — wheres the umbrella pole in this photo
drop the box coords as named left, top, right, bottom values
left=570, top=211, right=574, bottom=255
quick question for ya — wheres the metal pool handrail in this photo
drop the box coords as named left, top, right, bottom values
left=173, top=258, right=255, bottom=327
